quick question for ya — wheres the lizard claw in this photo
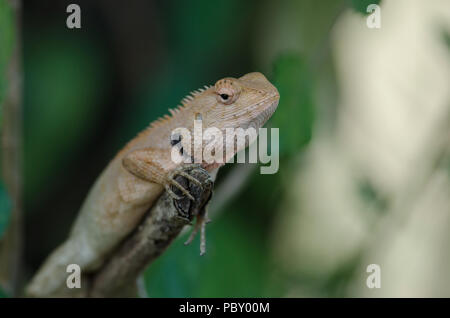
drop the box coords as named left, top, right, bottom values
left=166, top=165, right=204, bottom=201
left=173, top=171, right=203, bottom=188
left=165, top=179, right=195, bottom=201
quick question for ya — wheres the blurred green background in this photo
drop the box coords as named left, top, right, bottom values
left=2, top=0, right=450, bottom=297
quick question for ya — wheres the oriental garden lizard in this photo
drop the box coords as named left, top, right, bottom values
left=26, top=72, right=280, bottom=297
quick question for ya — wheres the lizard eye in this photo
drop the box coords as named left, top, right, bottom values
left=214, top=78, right=240, bottom=105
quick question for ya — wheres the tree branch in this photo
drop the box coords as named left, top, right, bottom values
left=27, top=165, right=214, bottom=297
left=84, top=165, right=214, bottom=298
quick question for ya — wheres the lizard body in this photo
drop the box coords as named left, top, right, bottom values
left=27, top=72, right=279, bottom=296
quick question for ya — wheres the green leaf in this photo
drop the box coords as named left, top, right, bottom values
left=270, top=53, right=315, bottom=157
left=349, top=0, right=381, bottom=15
left=0, top=182, right=12, bottom=239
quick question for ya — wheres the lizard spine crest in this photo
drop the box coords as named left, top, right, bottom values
left=149, top=84, right=212, bottom=130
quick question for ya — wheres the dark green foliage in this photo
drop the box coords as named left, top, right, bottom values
left=23, top=32, right=108, bottom=202
left=271, top=54, right=315, bottom=157
left=0, top=182, right=11, bottom=239
left=0, top=0, right=14, bottom=241
left=144, top=212, right=270, bottom=297
left=349, top=0, right=381, bottom=15
left=0, top=285, right=8, bottom=298
left=0, top=0, right=14, bottom=126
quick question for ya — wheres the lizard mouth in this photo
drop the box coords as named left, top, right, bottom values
left=248, top=93, right=280, bottom=129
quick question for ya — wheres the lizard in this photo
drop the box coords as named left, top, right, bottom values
left=26, top=72, right=280, bottom=297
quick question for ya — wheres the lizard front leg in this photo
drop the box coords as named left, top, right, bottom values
left=123, top=148, right=213, bottom=254
left=122, top=147, right=202, bottom=201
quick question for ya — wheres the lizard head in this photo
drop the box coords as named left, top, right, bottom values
left=201, top=72, right=280, bottom=131
left=167, top=72, right=279, bottom=167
